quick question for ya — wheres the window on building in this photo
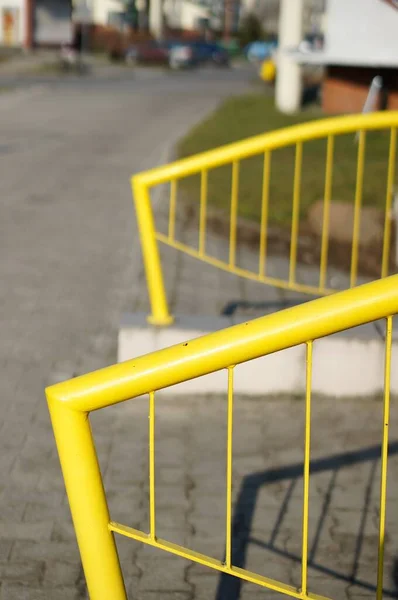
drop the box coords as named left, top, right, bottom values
left=107, top=11, right=124, bottom=29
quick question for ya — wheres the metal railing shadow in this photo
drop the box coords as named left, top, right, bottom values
left=216, top=441, right=398, bottom=600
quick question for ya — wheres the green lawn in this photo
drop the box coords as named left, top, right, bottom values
left=177, top=94, right=392, bottom=227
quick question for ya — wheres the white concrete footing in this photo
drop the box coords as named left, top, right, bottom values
left=118, top=313, right=398, bottom=398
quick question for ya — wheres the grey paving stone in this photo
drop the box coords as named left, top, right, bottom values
left=41, top=561, right=82, bottom=588
left=136, top=594, right=191, bottom=600
left=187, top=573, right=219, bottom=600
left=0, top=561, right=44, bottom=586
left=0, top=584, right=79, bottom=600
left=0, top=541, right=13, bottom=563
left=136, top=557, right=191, bottom=593
left=0, top=523, right=53, bottom=541
left=11, top=542, right=80, bottom=564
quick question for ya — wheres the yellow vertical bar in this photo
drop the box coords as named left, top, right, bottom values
left=229, top=161, right=240, bottom=268
left=376, top=316, right=393, bottom=600
left=132, top=177, right=173, bottom=326
left=168, top=179, right=177, bottom=242
left=301, top=340, right=313, bottom=597
left=319, top=136, right=334, bottom=290
left=289, top=142, right=303, bottom=285
left=350, top=130, right=366, bottom=288
left=149, top=391, right=156, bottom=540
left=259, top=151, right=271, bottom=277
left=46, top=396, right=127, bottom=600
left=381, top=128, right=397, bottom=279
left=199, top=170, right=208, bottom=256
left=225, top=366, right=234, bottom=569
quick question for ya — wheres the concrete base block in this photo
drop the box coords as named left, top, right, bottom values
left=118, top=313, right=398, bottom=398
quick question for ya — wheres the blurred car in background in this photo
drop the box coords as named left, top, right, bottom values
left=169, top=44, right=196, bottom=69
left=298, top=33, right=324, bottom=53
left=219, top=39, right=241, bottom=58
left=245, top=40, right=278, bottom=63
left=124, top=39, right=230, bottom=70
left=125, top=40, right=178, bottom=65
left=169, top=41, right=230, bottom=69
left=191, top=41, right=230, bottom=66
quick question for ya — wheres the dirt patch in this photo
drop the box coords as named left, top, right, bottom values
left=182, top=198, right=397, bottom=280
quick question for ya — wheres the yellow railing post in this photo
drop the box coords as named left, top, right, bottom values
left=132, top=176, right=174, bottom=326
left=46, top=395, right=127, bottom=600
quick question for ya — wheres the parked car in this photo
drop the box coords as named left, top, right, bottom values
left=245, top=40, right=278, bottom=63
left=125, top=40, right=176, bottom=66
left=219, top=39, right=241, bottom=58
left=298, top=33, right=324, bottom=53
left=169, top=44, right=197, bottom=69
left=191, top=41, right=230, bottom=66
left=169, top=41, right=230, bottom=69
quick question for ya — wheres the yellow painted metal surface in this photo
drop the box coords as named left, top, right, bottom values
left=229, top=160, right=240, bottom=268
left=260, top=58, right=277, bottom=83
left=258, top=150, right=271, bottom=277
left=377, top=315, right=393, bottom=599
left=132, top=178, right=173, bottom=326
left=47, top=275, right=398, bottom=599
left=350, top=129, right=366, bottom=288
left=301, top=341, right=313, bottom=596
left=289, top=141, right=303, bottom=285
left=382, top=128, right=397, bottom=278
left=132, top=111, right=398, bottom=326
left=319, top=135, right=334, bottom=290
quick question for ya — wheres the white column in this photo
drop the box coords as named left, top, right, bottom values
left=275, top=0, right=304, bottom=114
left=149, top=0, right=163, bottom=39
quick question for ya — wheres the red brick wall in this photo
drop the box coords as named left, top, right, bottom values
left=322, top=66, right=383, bottom=114
left=387, top=90, right=398, bottom=110
left=91, top=25, right=153, bottom=54
left=25, top=0, right=34, bottom=49
left=322, top=66, right=398, bottom=114
left=91, top=25, right=207, bottom=57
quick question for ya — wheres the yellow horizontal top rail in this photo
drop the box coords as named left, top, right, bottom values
left=135, top=111, right=398, bottom=187
left=48, top=275, right=398, bottom=412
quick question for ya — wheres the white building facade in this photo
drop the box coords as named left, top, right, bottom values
left=163, top=0, right=210, bottom=31
left=1, top=0, right=72, bottom=47
left=0, top=0, right=26, bottom=46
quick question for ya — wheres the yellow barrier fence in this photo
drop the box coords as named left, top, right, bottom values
left=132, top=112, right=398, bottom=325
left=46, top=274, right=398, bottom=600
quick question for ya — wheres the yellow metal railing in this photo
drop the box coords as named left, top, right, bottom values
left=132, top=112, right=398, bottom=325
left=46, top=274, right=398, bottom=600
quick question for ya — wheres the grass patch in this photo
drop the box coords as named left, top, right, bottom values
left=177, top=94, right=392, bottom=227
left=28, top=61, right=67, bottom=74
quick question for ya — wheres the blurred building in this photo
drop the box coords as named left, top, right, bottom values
left=291, top=0, right=398, bottom=113
left=88, top=0, right=211, bottom=33
left=91, top=0, right=126, bottom=27
left=160, top=0, right=326, bottom=36
left=0, top=0, right=72, bottom=47
left=163, top=0, right=211, bottom=32
left=239, top=0, right=325, bottom=36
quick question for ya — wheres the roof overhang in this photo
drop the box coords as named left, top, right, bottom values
left=288, top=49, right=398, bottom=69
